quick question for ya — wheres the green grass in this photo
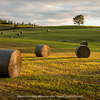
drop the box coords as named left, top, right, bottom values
left=0, top=26, right=100, bottom=100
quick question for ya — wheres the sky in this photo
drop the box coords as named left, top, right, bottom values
left=0, top=0, right=100, bottom=26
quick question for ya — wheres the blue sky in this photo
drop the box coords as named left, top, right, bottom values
left=0, top=0, right=100, bottom=26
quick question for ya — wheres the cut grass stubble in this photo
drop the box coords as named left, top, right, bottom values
left=0, top=27, right=100, bottom=99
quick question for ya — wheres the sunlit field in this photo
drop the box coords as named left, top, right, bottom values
left=0, top=26, right=100, bottom=100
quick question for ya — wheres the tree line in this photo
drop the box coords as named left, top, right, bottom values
left=0, top=19, right=38, bottom=26
left=0, top=15, right=84, bottom=26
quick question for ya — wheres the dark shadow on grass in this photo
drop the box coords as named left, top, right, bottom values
left=0, top=76, right=9, bottom=78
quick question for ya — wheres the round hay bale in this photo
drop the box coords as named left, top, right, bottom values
left=47, top=29, right=50, bottom=32
left=1, top=32, right=3, bottom=34
left=17, top=33, right=20, bottom=36
left=80, top=41, right=88, bottom=46
left=35, top=45, right=50, bottom=57
left=0, top=49, right=22, bottom=78
left=76, top=45, right=90, bottom=58
left=21, top=31, right=23, bottom=34
left=9, top=36, right=12, bottom=38
left=62, top=40, right=66, bottom=42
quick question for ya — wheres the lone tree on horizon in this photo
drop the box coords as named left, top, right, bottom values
left=73, top=14, right=84, bottom=25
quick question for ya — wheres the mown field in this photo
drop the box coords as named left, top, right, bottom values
left=0, top=26, right=100, bottom=100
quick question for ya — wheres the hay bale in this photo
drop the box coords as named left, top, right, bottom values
left=17, top=33, right=20, bottom=36
left=76, top=27, right=79, bottom=29
left=62, top=40, right=66, bottom=42
left=9, top=36, right=12, bottom=38
left=41, top=29, right=44, bottom=31
left=35, top=45, right=50, bottom=57
left=47, top=29, right=50, bottom=32
left=0, top=49, right=22, bottom=78
left=76, top=45, right=90, bottom=58
left=1, top=32, right=3, bottom=34
left=21, top=31, right=23, bottom=34
left=80, top=41, right=88, bottom=46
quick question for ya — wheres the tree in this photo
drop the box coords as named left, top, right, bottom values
left=8, top=20, right=13, bottom=25
left=14, top=21, right=16, bottom=25
left=2, top=20, right=7, bottom=24
left=21, top=22, right=24, bottom=25
left=8, top=20, right=11, bottom=24
left=17, top=22, right=19, bottom=25
left=73, top=14, right=84, bottom=25
left=10, top=21, right=13, bottom=25
left=28, top=22, right=31, bottom=25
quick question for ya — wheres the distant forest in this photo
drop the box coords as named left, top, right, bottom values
left=0, top=19, right=38, bottom=26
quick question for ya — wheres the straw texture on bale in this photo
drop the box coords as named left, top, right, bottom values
left=76, top=45, right=90, bottom=58
left=80, top=41, right=88, bottom=46
left=0, top=49, right=22, bottom=78
left=35, top=45, right=50, bottom=57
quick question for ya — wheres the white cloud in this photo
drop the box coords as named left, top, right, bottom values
left=0, top=0, right=100, bottom=26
